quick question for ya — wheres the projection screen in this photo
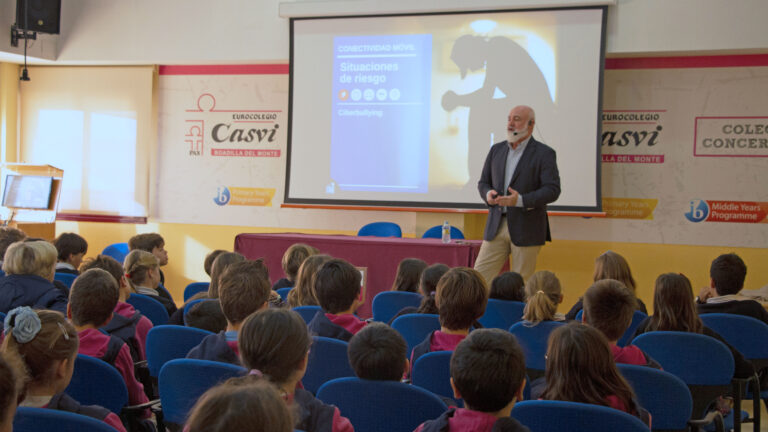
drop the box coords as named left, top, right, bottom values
left=286, top=6, right=606, bottom=211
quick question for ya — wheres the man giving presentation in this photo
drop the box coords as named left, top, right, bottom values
left=474, top=105, right=561, bottom=283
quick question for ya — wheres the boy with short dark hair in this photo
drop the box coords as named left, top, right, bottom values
left=307, top=258, right=366, bottom=342
left=80, top=254, right=153, bottom=362
left=411, top=267, right=488, bottom=366
left=0, top=227, right=26, bottom=267
left=582, top=279, right=659, bottom=368
left=348, top=322, right=407, bottom=381
left=68, top=269, right=150, bottom=410
left=415, top=329, right=530, bottom=432
left=187, top=260, right=272, bottom=365
left=54, top=233, right=88, bottom=275
left=697, top=253, right=768, bottom=324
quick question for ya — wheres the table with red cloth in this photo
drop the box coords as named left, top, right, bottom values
left=234, top=233, right=483, bottom=319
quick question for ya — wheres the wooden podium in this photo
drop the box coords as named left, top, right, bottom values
left=0, top=164, right=63, bottom=241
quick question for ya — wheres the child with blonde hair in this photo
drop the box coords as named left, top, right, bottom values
left=522, top=271, right=564, bottom=324
left=124, top=249, right=177, bottom=315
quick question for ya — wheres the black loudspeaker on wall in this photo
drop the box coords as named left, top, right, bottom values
left=16, top=0, right=61, bottom=34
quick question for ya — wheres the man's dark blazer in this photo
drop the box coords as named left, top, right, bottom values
left=477, top=137, right=560, bottom=245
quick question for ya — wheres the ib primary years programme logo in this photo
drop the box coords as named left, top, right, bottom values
left=213, top=186, right=276, bottom=207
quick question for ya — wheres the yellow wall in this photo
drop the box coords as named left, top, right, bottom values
left=0, top=63, right=19, bottom=163
left=57, top=219, right=768, bottom=312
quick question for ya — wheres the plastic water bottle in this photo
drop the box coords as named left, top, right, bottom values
left=441, top=220, right=451, bottom=244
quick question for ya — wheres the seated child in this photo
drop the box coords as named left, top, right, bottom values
left=185, top=376, right=294, bottom=432
left=307, top=258, right=366, bottom=341
left=67, top=269, right=150, bottom=410
left=348, top=322, right=408, bottom=381
left=53, top=233, right=87, bottom=275
left=287, top=254, right=332, bottom=308
left=490, top=272, right=525, bottom=302
left=0, top=227, right=26, bottom=269
left=635, top=272, right=754, bottom=379
left=411, top=267, right=488, bottom=366
left=124, top=249, right=178, bottom=316
left=239, top=308, right=353, bottom=432
left=521, top=270, right=565, bottom=325
left=80, top=254, right=153, bottom=361
left=185, top=300, right=227, bottom=333
left=696, top=253, right=768, bottom=324
left=273, top=243, right=317, bottom=291
left=389, top=263, right=450, bottom=324
left=2, top=307, right=126, bottom=431
left=582, top=279, right=659, bottom=368
left=167, top=251, right=245, bottom=326
left=187, top=261, right=271, bottom=365
left=566, top=251, right=647, bottom=320
left=415, top=329, right=530, bottom=432
left=204, top=249, right=226, bottom=278
left=540, top=322, right=650, bottom=426
left=128, top=233, right=169, bottom=288
left=391, top=258, right=427, bottom=292
left=0, top=240, right=67, bottom=314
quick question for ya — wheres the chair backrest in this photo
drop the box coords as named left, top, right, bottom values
left=576, top=309, right=648, bottom=348
left=699, top=313, right=768, bottom=362
left=14, top=406, right=118, bottom=432
left=357, top=221, right=402, bottom=238
left=508, top=321, right=565, bottom=371
left=391, top=314, right=441, bottom=357
left=54, top=272, right=77, bottom=288
left=101, top=242, right=130, bottom=264
left=146, top=325, right=214, bottom=377
left=303, top=336, right=356, bottom=395
left=277, top=287, right=292, bottom=301
left=126, top=293, right=169, bottom=326
left=411, top=350, right=454, bottom=399
left=511, top=400, right=649, bottom=432
left=316, top=377, right=448, bottom=432
left=372, top=291, right=422, bottom=323
left=159, top=358, right=247, bottom=424
left=617, top=310, right=649, bottom=347
left=421, top=225, right=465, bottom=240
left=478, top=299, right=525, bottom=330
left=65, top=354, right=128, bottom=414
left=293, top=305, right=322, bottom=324
left=618, top=363, right=693, bottom=431
left=631, top=331, right=734, bottom=420
left=631, top=331, right=734, bottom=385
left=183, top=281, right=210, bottom=302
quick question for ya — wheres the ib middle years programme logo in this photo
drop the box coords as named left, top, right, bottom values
left=684, top=199, right=709, bottom=223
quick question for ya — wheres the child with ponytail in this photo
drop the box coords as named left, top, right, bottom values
left=238, top=308, right=354, bottom=432
left=124, top=250, right=177, bottom=316
left=522, top=271, right=564, bottom=325
left=1, top=307, right=126, bottom=431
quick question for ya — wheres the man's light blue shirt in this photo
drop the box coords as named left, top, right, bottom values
left=502, top=137, right=529, bottom=213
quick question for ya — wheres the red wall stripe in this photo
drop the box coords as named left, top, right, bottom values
left=158, top=64, right=289, bottom=75
left=605, top=54, right=768, bottom=70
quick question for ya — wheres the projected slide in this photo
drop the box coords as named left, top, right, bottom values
left=288, top=7, right=605, bottom=210
left=330, top=35, right=432, bottom=193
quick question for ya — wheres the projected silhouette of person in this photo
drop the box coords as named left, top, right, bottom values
left=442, top=35, right=554, bottom=186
